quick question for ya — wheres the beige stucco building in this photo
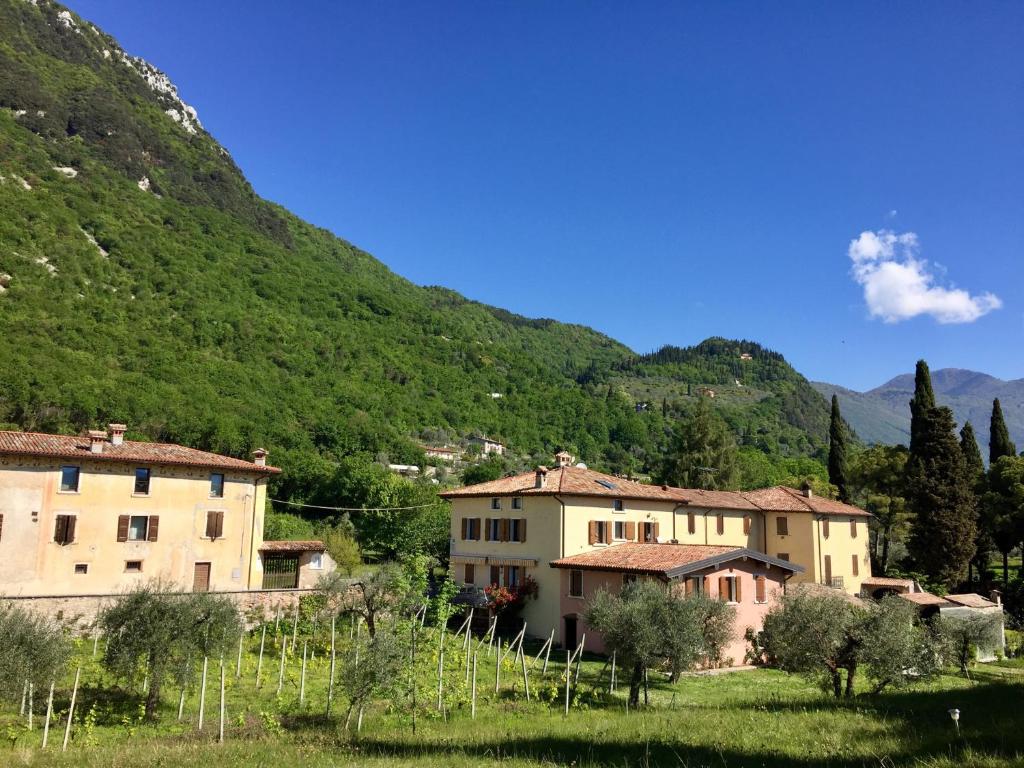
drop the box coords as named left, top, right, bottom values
left=0, top=427, right=281, bottom=595
left=442, top=462, right=872, bottom=650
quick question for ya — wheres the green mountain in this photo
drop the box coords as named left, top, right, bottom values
left=0, top=0, right=832, bottom=497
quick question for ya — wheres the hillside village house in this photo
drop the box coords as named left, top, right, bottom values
left=469, top=436, right=505, bottom=456
left=0, top=427, right=325, bottom=595
left=441, top=460, right=872, bottom=658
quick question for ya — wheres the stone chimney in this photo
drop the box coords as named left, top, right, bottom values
left=801, top=482, right=813, bottom=499
left=108, top=423, right=126, bottom=446
left=252, top=448, right=268, bottom=467
left=990, top=589, right=1002, bottom=607
left=87, top=429, right=107, bottom=454
left=535, top=466, right=548, bottom=489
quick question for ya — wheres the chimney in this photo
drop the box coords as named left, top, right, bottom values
left=87, top=430, right=107, bottom=454
left=108, top=423, right=126, bottom=446
left=801, top=482, right=813, bottom=499
left=252, top=448, right=268, bottom=467
left=990, top=589, right=1002, bottom=607
left=534, top=466, right=548, bottom=489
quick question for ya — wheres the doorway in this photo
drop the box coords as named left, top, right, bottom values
left=564, top=615, right=578, bottom=650
left=193, top=561, right=211, bottom=592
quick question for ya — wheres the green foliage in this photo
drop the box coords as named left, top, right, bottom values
left=908, top=359, right=936, bottom=457
left=461, top=455, right=508, bottom=485
left=989, top=398, right=1017, bottom=465
left=98, top=581, right=241, bottom=719
left=938, top=612, right=1004, bottom=676
left=339, top=626, right=408, bottom=727
left=0, top=604, right=70, bottom=702
left=322, top=528, right=362, bottom=576
left=982, top=455, right=1024, bottom=583
left=659, top=395, right=739, bottom=490
left=827, top=394, right=850, bottom=502
left=262, top=510, right=315, bottom=541
left=849, top=444, right=909, bottom=574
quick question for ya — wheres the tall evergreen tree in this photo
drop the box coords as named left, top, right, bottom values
left=960, top=422, right=991, bottom=583
left=908, top=360, right=936, bottom=458
left=982, top=455, right=1024, bottom=585
left=906, top=406, right=977, bottom=589
left=989, top=398, right=1017, bottom=465
left=660, top=395, right=738, bottom=491
left=828, top=394, right=851, bottom=502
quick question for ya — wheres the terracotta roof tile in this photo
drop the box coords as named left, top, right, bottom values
left=861, top=577, right=916, bottom=589
left=0, top=430, right=280, bottom=474
left=899, top=591, right=950, bottom=607
left=740, top=486, right=871, bottom=517
left=259, top=540, right=326, bottom=552
left=944, top=593, right=998, bottom=608
left=550, top=542, right=802, bottom=577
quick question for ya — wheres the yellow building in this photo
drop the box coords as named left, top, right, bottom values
left=0, top=426, right=281, bottom=595
left=441, top=462, right=872, bottom=642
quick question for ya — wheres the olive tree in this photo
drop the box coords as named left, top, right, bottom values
left=0, top=604, right=70, bottom=702
left=99, top=582, right=241, bottom=719
left=938, top=612, right=1004, bottom=678
left=323, top=558, right=425, bottom=638
left=339, top=626, right=408, bottom=730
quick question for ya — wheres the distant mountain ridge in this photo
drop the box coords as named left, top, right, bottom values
left=813, top=369, right=1024, bottom=455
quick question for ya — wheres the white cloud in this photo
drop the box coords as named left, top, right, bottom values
left=848, top=230, right=1002, bottom=324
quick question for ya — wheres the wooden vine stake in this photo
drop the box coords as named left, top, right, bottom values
left=198, top=657, right=208, bottom=731
left=327, top=615, right=336, bottom=715
left=494, top=639, right=501, bottom=694
left=27, top=681, right=33, bottom=729
left=610, top=651, right=616, bottom=693
left=92, top=631, right=99, bottom=659
left=470, top=651, right=478, bottom=719
left=235, top=630, right=245, bottom=678
left=299, top=641, right=308, bottom=706
left=520, top=647, right=531, bottom=701
left=177, top=687, right=186, bottom=721
left=542, top=629, right=555, bottom=675
left=61, top=666, right=80, bottom=753
left=256, top=624, right=267, bottom=688
left=20, top=680, right=26, bottom=716
left=41, top=680, right=54, bottom=749
left=218, top=661, right=226, bottom=744
left=436, top=647, right=445, bottom=711
left=573, top=635, right=586, bottom=686
left=563, top=651, right=571, bottom=716
left=274, top=604, right=281, bottom=635
left=291, top=603, right=299, bottom=651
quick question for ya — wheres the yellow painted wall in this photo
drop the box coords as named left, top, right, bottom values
left=0, top=456, right=267, bottom=595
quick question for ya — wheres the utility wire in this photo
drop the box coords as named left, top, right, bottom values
left=269, top=498, right=440, bottom=513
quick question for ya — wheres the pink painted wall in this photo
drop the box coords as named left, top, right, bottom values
left=555, top=560, right=790, bottom=666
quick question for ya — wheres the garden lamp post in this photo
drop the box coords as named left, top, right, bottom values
left=948, top=708, right=960, bottom=736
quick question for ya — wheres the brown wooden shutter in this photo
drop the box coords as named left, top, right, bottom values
left=687, top=512, right=695, bottom=535
left=116, top=515, right=130, bottom=542
left=500, top=518, right=509, bottom=542
left=465, top=563, right=475, bottom=584
left=147, top=516, right=159, bottom=542
left=54, top=515, right=66, bottom=544
left=755, top=575, right=766, bottom=603
left=743, top=516, right=751, bottom=535
left=822, top=518, right=830, bottom=539
left=588, top=521, right=598, bottom=545
left=850, top=519, right=858, bottom=538
left=716, top=515, right=724, bottom=535
left=824, top=555, right=832, bottom=584
left=703, top=575, right=710, bottom=595
left=0, top=513, right=3, bottom=542
left=625, top=521, right=636, bottom=541
left=718, top=576, right=728, bottom=601
left=66, top=515, right=76, bottom=544
left=216, top=511, right=225, bottom=538
left=653, top=522, right=660, bottom=541
left=520, top=518, right=527, bottom=542
left=484, top=518, right=492, bottom=541
left=852, top=554, right=859, bottom=576
left=734, top=575, right=742, bottom=602
left=503, top=566, right=511, bottom=585
left=461, top=518, right=468, bottom=540
left=776, top=516, right=788, bottom=536
left=684, top=578, right=694, bottom=597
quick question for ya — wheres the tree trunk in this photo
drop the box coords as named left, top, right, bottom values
left=1004, top=552, right=1009, bottom=587
left=844, top=664, right=856, bottom=698
left=144, top=651, right=161, bottom=720
left=365, top=611, right=376, bottom=638
left=628, top=661, right=643, bottom=707
left=830, top=669, right=842, bottom=699
left=881, top=530, right=891, bottom=575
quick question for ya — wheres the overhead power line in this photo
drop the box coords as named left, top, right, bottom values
left=269, top=498, right=440, bottom=513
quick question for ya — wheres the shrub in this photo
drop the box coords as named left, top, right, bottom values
left=0, top=604, right=70, bottom=702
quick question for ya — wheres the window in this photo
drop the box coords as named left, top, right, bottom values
left=622, top=573, right=638, bottom=586
left=850, top=519, right=858, bottom=538
left=823, top=555, right=833, bottom=585
left=509, top=518, right=525, bottom=542
left=309, top=552, right=324, bottom=570
left=74, top=563, right=88, bottom=575
left=777, top=552, right=790, bottom=561
left=461, top=517, right=482, bottom=541
left=743, top=516, right=751, bottom=535
left=720, top=575, right=740, bottom=603
left=642, top=521, right=659, bottom=543
left=852, top=554, right=859, bottom=577
left=464, top=563, right=475, bottom=584
left=210, top=473, right=225, bottom=498
left=125, top=560, right=143, bottom=573
left=754, top=575, right=767, bottom=603
left=613, top=520, right=626, bottom=540
left=569, top=569, right=583, bottom=597
left=613, top=499, right=624, bottom=512
left=596, top=520, right=611, bottom=545
left=54, top=514, right=76, bottom=545
left=716, top=514, right=724, bottom=535
left=206, top=511, right=225, bottom=540
left=60, top=466, right=80, bottom=493
left=687, top=512, right=696, bottom=535
left=128, top=515, right=149, bottom=541
left=822, top=518, right=830, bottom=539
left=776, top=516, right=789, bottom=536
left=505, top=565, right=521, bottom=587
left=511, top=497, right=522, bottom=510
left=490, top=498, right=501, bottom=511
left=489, top=565, right=500, bottom=586
left=134, top=468, right=151, bottom=495
left=486, top=518, right=502, bottom=541
left=685, top=576, right=704, bottom=597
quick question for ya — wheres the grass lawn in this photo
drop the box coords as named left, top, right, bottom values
left=3, top=627, right=1023, bottom=768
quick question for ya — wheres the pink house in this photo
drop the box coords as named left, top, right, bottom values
left=550, top=543, right=803, bottom=665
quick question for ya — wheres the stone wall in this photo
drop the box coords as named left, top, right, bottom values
left=2, top=583, right=357, bottom=632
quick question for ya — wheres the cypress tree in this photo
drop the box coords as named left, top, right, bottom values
left=828, top=394, right=850, bottom=502
left=908, top=360, right=936, bottom=458
left=960, top=422, right=990, bottom=583
left=906, top=406, right=977, bottom=589
left=989, top=398, right=1017, bottom=465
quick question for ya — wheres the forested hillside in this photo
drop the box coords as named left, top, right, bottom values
left=0, top=0, right=834, bottom=505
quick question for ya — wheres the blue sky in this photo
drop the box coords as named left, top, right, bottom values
left=68, top=1, right=1023, bottom=390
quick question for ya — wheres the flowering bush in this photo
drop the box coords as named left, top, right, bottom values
left=484, top=576, right=538, bottom=614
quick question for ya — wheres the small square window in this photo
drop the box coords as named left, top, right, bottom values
left=569, top=569, right=583, bottom=597
left=490, top=498, right=501, bottom=511
left=74, top=563, right=88, bottom=575
left=613, top=521, right=626, bottom=540
left=210, top=473, right=225, bottom=498
left=128, top=515, right=149, bottom=541
left=613, top=499, right=624, bottom=512
left=309, top=552, right=323, bottom=570
left=134, top=468, right=151, bottom=495
left=511, top=497, right=522, bottom=510
left=60, top=466, right=80, bottom=493
left=125, top=560, right=143, bottom=573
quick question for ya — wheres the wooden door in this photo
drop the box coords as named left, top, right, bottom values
left=564, top=616, right=577, bottom=650
left=193, top=561, right=211, bottom=592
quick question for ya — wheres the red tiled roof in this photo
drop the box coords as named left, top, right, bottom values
left=0, top=430, right=280, bottom=474
left=550, top=542, right=803, bottom=578
left=944, top=593, right=998, bottom=608
left=441, top=466, right=869, bottom=517
left=899, top=591, right=950, bottom=607
left=861, top=577, right=916, bottom=589
left=260, top=540, right=326, bottom=553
